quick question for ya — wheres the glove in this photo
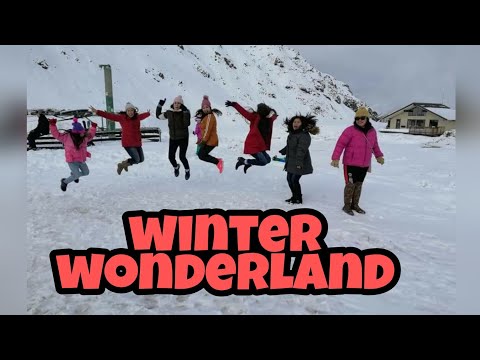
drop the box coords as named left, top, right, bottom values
left=48, top=118, right=57, bottom=125
left=225, top=100, right=234, bottom=107
left=193, top=131, right=196, bottom=135
left=91, top=122, right=98, bottom=128
left=331, top=160, right=339, bottom=168
left=376, top=157, right=384, bottom=165
left=158, top=98, right=166, bottom=106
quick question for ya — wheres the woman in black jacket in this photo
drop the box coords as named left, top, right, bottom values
left=279, top=114, right=319, bottom=204
left=156, top=95, right=191, bottom=180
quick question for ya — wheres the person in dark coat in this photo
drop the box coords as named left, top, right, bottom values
left=156, top=95, right=191, bottom=179
left=225, top=100, right=278, bottom=173
left=279, top=114, right=319, bottom=204
left=27, top=112, right=50, bottom=150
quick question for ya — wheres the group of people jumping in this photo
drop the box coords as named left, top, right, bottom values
left=40, top=94, right=385, bottom=215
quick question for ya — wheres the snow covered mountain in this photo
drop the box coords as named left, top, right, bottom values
left=27, top=45, right=375, bottom=129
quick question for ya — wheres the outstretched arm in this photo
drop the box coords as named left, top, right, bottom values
left=86, top=122, right=97, bottom=141
left=48, top=119, right=68, bottom=144
left=156, top=98, right=167, bottom=119
left=269, top=109, right=278, bottom=121
left=89, top=106, right=124, bottom=122
left=138, top=111, right=151, bottom=121
left=233, top=103, right=256, bottom=122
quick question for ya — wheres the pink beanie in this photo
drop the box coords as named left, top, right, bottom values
left=201, top=95, right=211, bottom=108
left=173, top=95, right=184, bottom=104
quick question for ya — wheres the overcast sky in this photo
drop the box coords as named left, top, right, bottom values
left=289, top=45, right=457, bottom=115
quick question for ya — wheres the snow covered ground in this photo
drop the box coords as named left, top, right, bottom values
left=27, top=115, right=456, bottom=314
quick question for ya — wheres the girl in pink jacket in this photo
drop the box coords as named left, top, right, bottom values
left=330, top=107, right=384, bottom=215
left=193, top=113, right=203, bottom=155
left=49, top=117, right=97, bottom=192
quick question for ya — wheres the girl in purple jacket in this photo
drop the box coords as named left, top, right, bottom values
left=49, top=117, right=97, bottom=192
left=330, top=107, right=384, bottom=215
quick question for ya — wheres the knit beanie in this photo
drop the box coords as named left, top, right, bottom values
left=125, top=102, right=136, bottom=111
left=71, top=117, right=85, bottom=134
left=173, top=95, right=184, bottom=104
left=355, top=107, right=370, bottom=118
left=201, top=95, right=211, bottom=108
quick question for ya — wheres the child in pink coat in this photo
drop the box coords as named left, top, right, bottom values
left=49, top=117, right=97, bottom=192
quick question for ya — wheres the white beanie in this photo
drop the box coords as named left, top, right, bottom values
left=125, top=102, right=136, bottom=111
left=173, top=95, right=184, bottom=104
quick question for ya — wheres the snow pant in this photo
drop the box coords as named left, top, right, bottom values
left=168, top=138, right=189, bottom=170
left=124, top=146, right=144, bottom=165
left=64, top=162, right=90, bottom=184
left=198, top=144, right=219, bottom=165
left=247, top=151, right=271, bottom=166
left=287, top=172, right=303, bottom=200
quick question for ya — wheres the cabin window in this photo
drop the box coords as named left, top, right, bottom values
left=408, top=119, right=425, bottom=128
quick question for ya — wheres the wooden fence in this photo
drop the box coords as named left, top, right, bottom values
left=408, top=127, right=445, bottom=137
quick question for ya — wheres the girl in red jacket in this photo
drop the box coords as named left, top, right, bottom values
left=89, top=103, right=150, bottom=175
left=225, top=100, right=277, bottom=173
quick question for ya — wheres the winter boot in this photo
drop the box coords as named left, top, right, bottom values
left=351, top=182, right=366, bottom=214
left=292, top=194, right=303, bottom=205
left=342, top=183, right=355, bottom=216
left=285, top=195, right=294, bottom=203
left=235, top=157, right=245, bottom=170
left=174, top=164, right=180, bottom=177
left=117, top=160, right=130, bottom=175
left=243, top=163, right=252, bottom=173
left=116, top=162, right=123, bottom=175
left=185, top=168, right=190, bottom=180
left=291, top=186, right=303, bottom=204
left=60, top=178, right=67, bottom=192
